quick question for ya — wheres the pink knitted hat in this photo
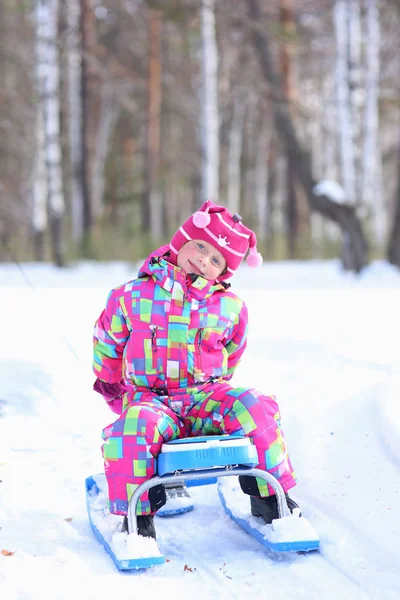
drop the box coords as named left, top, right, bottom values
left=170, top=200, right=262, bottom=280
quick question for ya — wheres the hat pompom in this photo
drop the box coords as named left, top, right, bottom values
left=246, top=247, right=263, bottom=268
left=193, top=210, right=211, bottom=228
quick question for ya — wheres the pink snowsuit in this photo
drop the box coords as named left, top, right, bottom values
left=93, top=248, right=296, bottom=515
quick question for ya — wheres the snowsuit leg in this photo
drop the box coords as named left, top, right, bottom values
left=102, top=394, right=187, bottom=515
left=185, top=382, right=296, bottom=496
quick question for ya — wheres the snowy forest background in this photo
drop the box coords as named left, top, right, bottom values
left=1, top=0, right=400, bottom=273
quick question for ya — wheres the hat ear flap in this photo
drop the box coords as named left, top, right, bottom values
left=246, top=232, right=263, bottom=268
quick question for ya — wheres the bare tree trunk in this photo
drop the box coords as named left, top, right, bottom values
left=388, top=133, right=400, bottom=267
left=146, top=9, right=163, bottom=240
left=243, top=94, right=257, bottom=219
left=280, top=0, right=298, bottom=258
left=247, top=0, right=368, bottom=272
left=35, top=0, right=65, bottom=265
left=91, top=83, right=119, bottom=221
left=254, top=114, right=271, bottom=242
left=43, top=0, right=65, bottom=266
left=362, top=0, right=383, bottom=243
left=348, top=0, right=362, bottom=200
left=227, top=92, right=246, bottom=215
left=80, top=0, right=93, bottom=246
left=334, top=0, right=358, bottom=206
left=201, top=0, right=219, bottom=200
left=33, top=107, right=48, bottom=261
left=67, top=0, right=85, bottom=243
left=164, top=109, right=181, bottom=233
left=34, top=2, right=49, bottom=261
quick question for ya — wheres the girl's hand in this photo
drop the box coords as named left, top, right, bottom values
left=93, top=378, right=130, bottom=414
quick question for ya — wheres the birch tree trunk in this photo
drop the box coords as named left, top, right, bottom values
left=362, top=0, right=383, bottom=243
left=80, top=0, right=93, bottom=241
left=321, top=76, right=338, bottom=182
left=243, top=94, right=257, bottom=218
left=201, top=0, right=219, bottom=201
left=145, top=8, right=163, bottom=239
left=254, top=115, right=271, bottom=242
left=32, top=106, right=48, bottom=261
left=348, top=0, right=362, bottom=200
left=333, top=0, right=357, bottom=206
left=248, top=0, right=368, bottom=272
left=91, top=83, right=119, bottom=221
left=280, top=0, right=298, bottom=257
left=388, top=132, right=400, bottom=267
left=40, top=0, right=65, bottom=266
left=67, top=0, right=85, bottom=243
left=227, top=94, right=246, bottom=215
left=34, top=0, right=49, bottom=261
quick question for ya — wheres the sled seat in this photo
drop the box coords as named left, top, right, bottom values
left=157, top=435, right=259, bottom=476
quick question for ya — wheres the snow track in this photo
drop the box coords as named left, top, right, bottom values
left=148, top=485, right=381, bottom=600
left=2, top=261, right=400, bottom=599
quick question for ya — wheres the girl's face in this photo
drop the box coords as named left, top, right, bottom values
left=177, top=239, right=227, bottom=280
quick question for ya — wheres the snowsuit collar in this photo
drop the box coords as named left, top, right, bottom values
left=138, top=246, right=228, bottom=301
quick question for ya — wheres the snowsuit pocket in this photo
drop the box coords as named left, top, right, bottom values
left=125, top=317, right=166, bottom=378
left=194, top=327, right=227, bottom=381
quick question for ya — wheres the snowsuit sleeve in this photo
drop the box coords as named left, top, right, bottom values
left=222, top=300, right=248, bottom=381
left=93, top=287, right=130, bottom=384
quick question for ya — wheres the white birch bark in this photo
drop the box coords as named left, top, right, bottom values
left=201, top=0, right=219, bottom=201
left=32, top=106, right=48, bottom=236
left=307, top=78, right=324, bottom=251
left=33, top=1, right=49, bottom=238
left=91, top=83, right=119, bottom=220
left=362, top=0, right=383, bottom=241
left=40, top=0, right=65, bottom=220
left=227, top=96, right=246, bottom=215
left=67, top=0, right=85, bottom=241
left=333, top=0, right=356, bottom=205
left=321, top=75, right=338, bottom=182
left=348, top=0, right=362, bottom=199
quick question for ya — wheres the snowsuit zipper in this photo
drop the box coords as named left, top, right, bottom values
left=196, top=328, right=204, bottom=353
left=150, top=325, right=158, bottom=370
left=195, top=328, right=204, bottom=375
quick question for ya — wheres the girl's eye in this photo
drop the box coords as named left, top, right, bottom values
left=197, top=243, right=205, bottom=250
left=212, top=257, right=220, bottom=266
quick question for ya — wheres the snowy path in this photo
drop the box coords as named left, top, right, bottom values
left=153, top=486, right=374, bottom=600
left=1, top=260, right=400, bottom=599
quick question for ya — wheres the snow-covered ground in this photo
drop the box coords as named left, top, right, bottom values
left=1, top=258, right=400, bottom=600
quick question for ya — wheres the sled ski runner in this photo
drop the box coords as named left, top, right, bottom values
left=86, top=436, right=320, bottom=570
left=86, top=474, right=165, bottom=570
left=218, top=477, right=319, bottom=553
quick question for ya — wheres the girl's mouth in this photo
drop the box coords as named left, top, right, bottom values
left=189, top=260, right=203, bottom=276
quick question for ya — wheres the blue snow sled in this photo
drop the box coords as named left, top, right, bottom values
left=86, top=435, right=319, bottom=570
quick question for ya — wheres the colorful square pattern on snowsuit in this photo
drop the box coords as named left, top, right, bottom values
left=102, top=382, right=296, bottom=515
left=93, top=257, right=248, bottom=389
left=96, top=250, right=296, bottom=515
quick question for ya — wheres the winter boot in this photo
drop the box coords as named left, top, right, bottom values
left=250, top=493, right=301, bottom=524
left=165, top=482, right=191, bottom=501
left=121, top=514, right=156, bottom=539
left=157, top=483, right=194, bottom=516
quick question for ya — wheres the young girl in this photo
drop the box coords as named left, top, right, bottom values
left=93, top=200, right=298, bottom=539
